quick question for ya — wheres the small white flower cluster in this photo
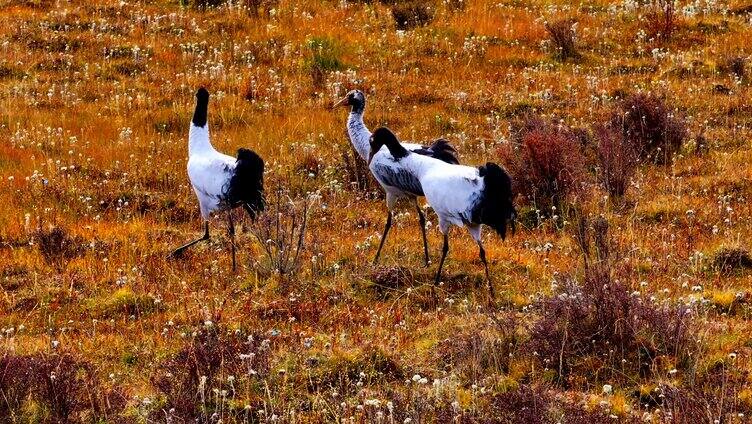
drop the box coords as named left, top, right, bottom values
left=409, top=373, right=429, bottom=385
left=682, top=0, right=727, bottom=17
left=328, top=69, right=364, bottom=100
left=462, top=35, right=489, bottom=58
left=356, top=233, right=380, bottom=251
left=610, top=0, right=640, bottom=14
left=118, top=127, right=133, bottom=142
left=651, top=48, right=669, bottom=62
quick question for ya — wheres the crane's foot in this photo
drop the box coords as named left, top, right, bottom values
left=168, top=232, right=210, bottom=260
left=168, top=248, right=186, bottom=259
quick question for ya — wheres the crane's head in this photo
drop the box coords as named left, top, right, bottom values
left=333, top=89, right=366, bottom=113
left=193, top=87, right=210, bottom=127
left=369, top=127, right=407, bottom=165
left=196, top=87, right=209, bottom=103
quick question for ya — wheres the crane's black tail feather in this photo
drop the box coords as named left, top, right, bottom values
left=228, top=148, right=265, bottom=220
left=475, top=162, right=516, bottom=239
left=412, top=138, right=460, bottom=165
left=428, top=138, right=460, bottom=164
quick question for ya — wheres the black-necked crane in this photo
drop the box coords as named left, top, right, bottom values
left=333, top=89, right=460, bottom=266
left=368, top=127, right=516, bottom=300
left=169, top=88, right=265, bottom=271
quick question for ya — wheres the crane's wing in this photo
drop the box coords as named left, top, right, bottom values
left=422, top=164, right=483, bottom=218
left=370, top=159, right=424, bottom=197
left=368, top=139, right=458, bottom=197
left=187, top=153, right=236, bottom=204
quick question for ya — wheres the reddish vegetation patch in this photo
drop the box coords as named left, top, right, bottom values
left=611, top=93, right=687, bottom=165
left=499, top=113, right=587, bottom=210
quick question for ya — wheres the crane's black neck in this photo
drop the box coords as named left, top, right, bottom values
left=385, top=138, right=409, bottom=159
left=192, top=94, right=209, bottom=127
left=372, top=127, right=409, bottom=160
left=350, top=100, right=365, bottom=114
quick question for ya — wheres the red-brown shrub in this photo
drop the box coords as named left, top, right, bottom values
left=499, top=114, right=587, bottom=210
left=595, top=124, right=638, bottom=198
left=151, top=324, right=270, bottom=421
left=527, top=265, right=694, bottom=388
left=0, top=352, right=127, bottom=421
left=611, top=93, right=687, bottom=165
left=487, top=384, right=552, bottom=422
left=646, top=0, right=678, bottom=40
left=445, top=383, right=641, bottom=422
left=659, top=361, right=749, bottom=422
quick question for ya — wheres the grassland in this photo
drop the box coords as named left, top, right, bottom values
left=1, top=0, right=752, bottom=422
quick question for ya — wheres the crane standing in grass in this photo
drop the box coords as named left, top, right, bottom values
left=169, top=88, right=265, bottom=271
left=368, top=127, right=516, bottom=300
left=334, top=89, right=460, bottom=266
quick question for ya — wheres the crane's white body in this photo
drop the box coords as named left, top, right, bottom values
left=187, top=123, right=236, bottom=220
left=371, top=151, right=486, bottom=242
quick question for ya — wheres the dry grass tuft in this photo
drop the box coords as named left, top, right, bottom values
left=712, top=247, right=752, bottom=275
left=151, top=323, right=270, bottom=421
left=35, top=226, right=86, bottom=269
left=306, top=347, right=403, bottom=395
left=391, top=2, right=435, bottom=30
left=250, top=186, right=311, bottom=277
left=295, top=151, right=323, bottom=177
left=305, top=36, right=345, bottom=89
left=545, top=19, right=580, bottom=61
left=340, top=146, right=382, bottom=197
left=435, top=314, right=520, bottom=382
left=659, top=359, right=749, bottom=422
left=720, top=55, right=747, bottom=79
left=242, top=0, right=279, bottom=18
left=371, top=266, right=414, bottom=292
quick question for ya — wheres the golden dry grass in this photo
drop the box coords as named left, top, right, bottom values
left=1, top=0, right=752, bottom=421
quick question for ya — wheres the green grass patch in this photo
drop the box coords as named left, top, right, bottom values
left=88, top=288, right=163, bottom=319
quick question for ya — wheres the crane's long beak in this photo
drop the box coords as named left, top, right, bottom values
left=332, top=96, right=349, bottom=109
left=367, top=148, right=376, bottom=165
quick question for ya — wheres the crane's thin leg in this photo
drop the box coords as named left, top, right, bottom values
left=373, top=211, right=393, bottom=266
left=415, top=199, right=430, bottom=267
left=228, top=211, right=236, bottom=272
left=433, top=233, right=449, bottom=304
left=170, top=221, right=210, bottom=258
left=478, top=242, right=495, bottom=300
left=373, top=194, right=397, bottom=265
